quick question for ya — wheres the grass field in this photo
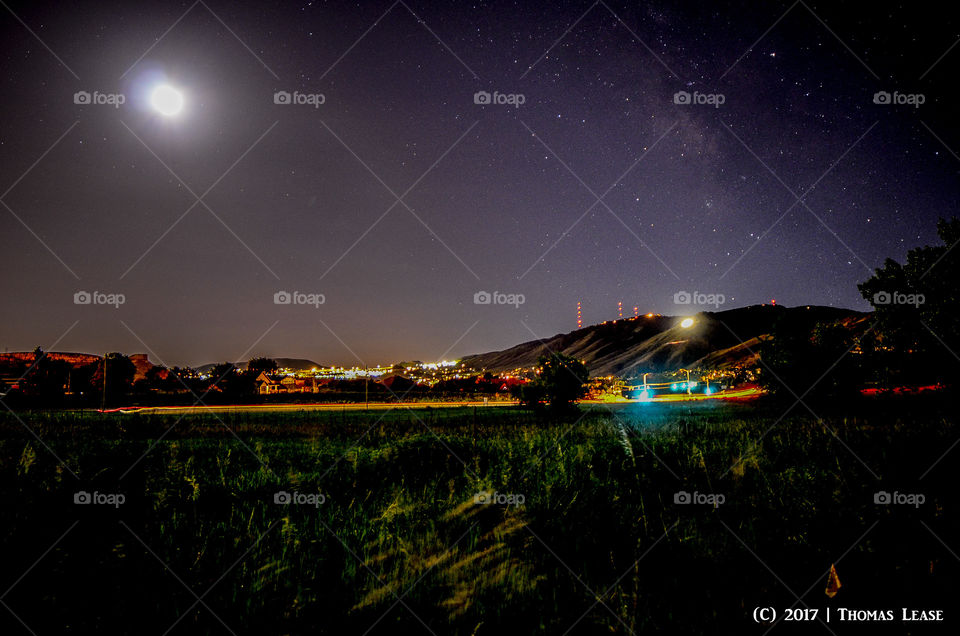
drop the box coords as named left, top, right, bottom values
left=1, top=398, right=957, bottom=634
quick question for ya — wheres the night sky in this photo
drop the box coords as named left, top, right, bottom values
left=1, top=0, right=957, bottom=367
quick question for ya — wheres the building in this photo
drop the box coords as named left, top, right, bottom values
left=256, top=372, right=320, bottom=395
left=256, top=372, right=286, bottom=395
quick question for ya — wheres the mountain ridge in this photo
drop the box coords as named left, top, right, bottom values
left=461, top=304, right=869, bottom=377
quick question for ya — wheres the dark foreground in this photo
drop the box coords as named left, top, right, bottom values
left=1, top=397, right=957, bottom=634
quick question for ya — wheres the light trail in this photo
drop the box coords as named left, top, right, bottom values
left=98, top=400, right=519, bottom=415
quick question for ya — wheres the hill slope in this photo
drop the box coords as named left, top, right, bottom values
left=461, top=305, right=868, bottom=377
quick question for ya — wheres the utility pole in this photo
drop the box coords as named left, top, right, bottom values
left=101, top=354, right=107, bottom=411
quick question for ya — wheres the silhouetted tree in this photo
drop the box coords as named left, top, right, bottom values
left=517, top=353, right=589, bottom=411
left=144, top=365, right=168, bottom=389
left=207, top=362, right=242, bottom=398
left=858, top=217, right=960, bottom=387
left=21, top=347, right=71, bottom=404
left=208, top=362, right=272, bottom=400
left=758, top=317, right=863, bottom=399
left=88, top=353, right=137, bottom=406
left=164, top=366, right=197, bottom=392
left=247, top=357, right=278, bottom=375
left=511, top=381, right=546, bottom=409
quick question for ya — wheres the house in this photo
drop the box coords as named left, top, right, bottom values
left=256, top=372, right=287, bottom=395
left=256, top=372, right=320, bottom=395
left=283, top=376, right=320, bottom=393
left=299, top=377, right=320, bottom=393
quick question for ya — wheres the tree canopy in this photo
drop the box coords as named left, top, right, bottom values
left=516, top=352, right=589, bottom=411
left=857, top=217, right=960, bottom=386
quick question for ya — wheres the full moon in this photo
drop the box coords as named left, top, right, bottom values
left=150, top=84, right=184, bottom=116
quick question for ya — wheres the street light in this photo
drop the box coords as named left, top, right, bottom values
left=641, top=372, right=653, bottom=401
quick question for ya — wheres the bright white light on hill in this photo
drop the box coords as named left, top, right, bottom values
left=680, top=318, right=694, bottom=328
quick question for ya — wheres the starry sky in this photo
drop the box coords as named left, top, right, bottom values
left=0, top=0, right=957, bottom=367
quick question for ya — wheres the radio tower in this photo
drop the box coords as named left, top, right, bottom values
left=618, top=301, right=623, bottom=319
left=577, top=301, right=582, bottom=330
left=633, top=306, right=639, bottom=318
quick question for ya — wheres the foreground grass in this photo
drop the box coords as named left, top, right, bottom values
left=1, top=399, right=958, bottom=634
